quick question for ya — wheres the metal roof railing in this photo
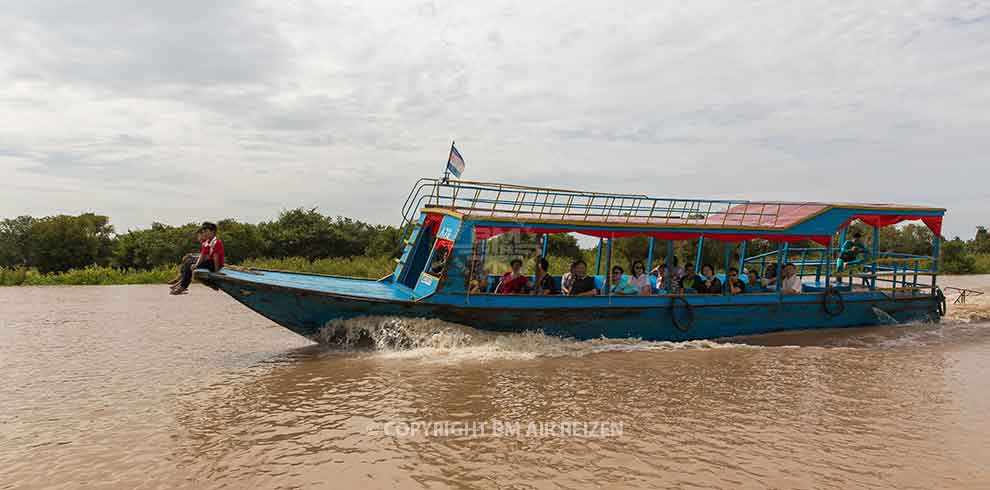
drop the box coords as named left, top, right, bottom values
left=400, top=178, right=783, bottom=231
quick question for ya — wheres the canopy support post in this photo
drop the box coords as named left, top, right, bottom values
left=932, top=234, right=941, bottom=293
left=595, top=238, right=603, bottom=276
left=871, top=226, right=880, bottom=290
left=605, top=236, right=613, bottom=298
left=695, top=237, right=704, bottom=273
left=666, top=240, right=674, bottom=294
left=837, top=227, right=847, bottom=285
left=824, top=240, right=833, bottom=288
left=776, top=242, right=784, bottom=297
left=541, top=234, right=549, bottom=257
left=646, top=237, right=655, bottom=276
left=724, top=242, right=731, bottom=295
left=738, top=241, right=748, bottom=278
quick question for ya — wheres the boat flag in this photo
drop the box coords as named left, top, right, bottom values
left=446, top=142, right=465, bottom=179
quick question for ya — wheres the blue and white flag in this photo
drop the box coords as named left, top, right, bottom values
left=446, top=143, right=465, bottom=178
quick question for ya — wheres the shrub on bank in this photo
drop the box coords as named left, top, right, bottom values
left=235, top=256, right=397, bottom=278
left=4, top=251, right=990, bottom=287
left=973, top=254, right=990, bottom=275
left=0, top=266, right=174, bottom=286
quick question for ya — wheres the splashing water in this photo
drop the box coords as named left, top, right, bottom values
left=307, top=277, right=990, bottom=361
left=871, top=307, right=901, bottom=325
left=311, top=316, right=756, bottom=362
left=313, top=316, right=483, bottom=350
left=946, top=301, right=990, bottom=324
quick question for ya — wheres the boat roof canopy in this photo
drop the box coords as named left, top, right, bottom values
left=405, top=179, right=945, bottom=245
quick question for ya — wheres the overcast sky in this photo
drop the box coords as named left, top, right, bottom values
left=1, top=0, right=987, bottom=238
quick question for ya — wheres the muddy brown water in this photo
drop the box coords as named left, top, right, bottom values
left=2, top=277, right=989, bottom=489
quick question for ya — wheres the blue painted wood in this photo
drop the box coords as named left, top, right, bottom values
left=202, top=269, right=939, bottom=341
left=825, top=242, right=833, bottom=286
left=724, top=242, right=731, bottom=295
left=738, top=241, right=747, bottom=276
left=646, top=237, right=655, bottom=274
left=694, top=237, right=704, bottom=272
left=413, top=272, right=440, bottom=298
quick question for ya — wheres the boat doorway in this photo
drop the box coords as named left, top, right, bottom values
left=399, top=223, right=437, bottom=289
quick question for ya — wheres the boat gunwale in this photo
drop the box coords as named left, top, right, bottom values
left=197, top=269, right=936, bottom=310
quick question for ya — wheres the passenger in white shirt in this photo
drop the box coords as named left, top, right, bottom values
left=780, top=263, right=802, bottom=294
left=629, top=261, right=652, bottom=295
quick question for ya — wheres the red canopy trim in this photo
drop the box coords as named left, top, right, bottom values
left=840, top=214, right=943, bottom=236
left=423, top=213, right=444, bottom=234
left=474, top=225, right=830, bottom=245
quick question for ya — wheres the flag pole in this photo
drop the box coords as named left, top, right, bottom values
left=442, top=140, right=454, bottom=183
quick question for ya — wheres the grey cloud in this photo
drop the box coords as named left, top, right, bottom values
left=1, top=0, right=988, bottom=238
left=111, top=134, right=155, bottom=147
left=2, top=1, right=289, bottom=91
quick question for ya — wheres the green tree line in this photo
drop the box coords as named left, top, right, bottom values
left=1, top=210, right=988, bottom=278
left=0, top=209, right=403, bottom=275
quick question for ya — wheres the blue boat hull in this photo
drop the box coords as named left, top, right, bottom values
left=203, top=272, right=939, bottom=342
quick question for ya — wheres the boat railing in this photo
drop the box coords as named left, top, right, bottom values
left=743, top=247, right=937, bottom=290
left=400, top=178, right=785, bottom=231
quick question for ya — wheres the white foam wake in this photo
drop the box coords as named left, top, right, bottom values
left=311, top=316, right=755, bottom=362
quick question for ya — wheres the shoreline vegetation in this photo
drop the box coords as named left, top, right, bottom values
left=2, top=253, right=989, bottom=287
left=2, top=209, right=989, bottom=286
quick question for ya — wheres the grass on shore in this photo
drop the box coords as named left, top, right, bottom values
left=238, top=256, right=396, bottom=278
left=0, top=255, right=397, bottom=286
left=974, top=254, right=990, bottom=274
left=0, top=266, right=174, bottom=286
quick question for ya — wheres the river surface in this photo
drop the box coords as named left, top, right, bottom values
left=2, top=277, right=989, bottom=489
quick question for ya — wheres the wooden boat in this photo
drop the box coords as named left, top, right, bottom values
left=196, top=179, right=948, bottom=342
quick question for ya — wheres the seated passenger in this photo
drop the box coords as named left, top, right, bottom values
left=698, top=264, right=723, bottom=294
left=727, top=267, right=746, bottom=295
left=762, top=263, right=779, bottom=291
left=567, top=260, right=598, bottom=296
left=561, top=262, right=576, bottom=295
left=429, top=246, right=450, bottom=275
left=746, top=269, right=764, bottom=292
left=495, top=258, right=531, bottom=294
left=780, top=263, right=802, bottom=294
left=609, top=266, right=639, bottom=295
left=466, top=255, right=487, bottom=293
left=836, top=231, right=868, bottom=284
left=652, top=257, right=684, bottom=283
left=629, top=261, right=652, bottom=295
left=660, top=261, right=683, bottom=294
left=532, top=256, right=555, bottom=295
left=678, top=262, right=703, bottom=293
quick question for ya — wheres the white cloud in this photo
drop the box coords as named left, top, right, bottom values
left=0, top=0, right=987, bottom=238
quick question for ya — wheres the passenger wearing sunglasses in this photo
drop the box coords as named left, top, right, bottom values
left=629, top=261, right=652, bottom=295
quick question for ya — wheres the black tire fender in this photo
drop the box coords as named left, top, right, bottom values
left=935, top=287, right=947, bottom=317
left=669, top=296, right=694, bottom=332
left=822, top=287, right=845, bottom=317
